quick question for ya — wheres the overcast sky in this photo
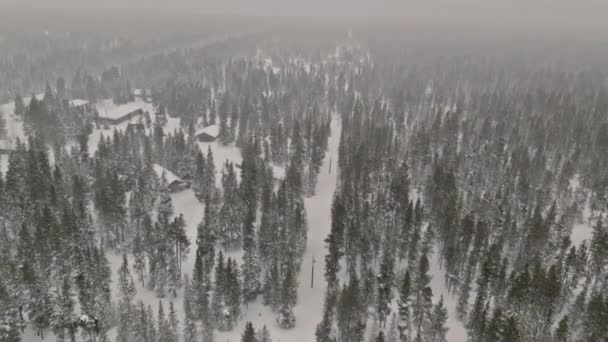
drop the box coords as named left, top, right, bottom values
left=0, top=0, right=605, bottom=18
left=0, top=0, right=607, bottom=36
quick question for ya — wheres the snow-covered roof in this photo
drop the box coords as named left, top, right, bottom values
left=195, top=124, right=220, bottom=138
left=153, top=164, right=183, bottom=185
left=133, top=88, right=150, bottom=96
left=95, top=99, right=153, bottom=120
left=70, top=99, right=89, bottom=107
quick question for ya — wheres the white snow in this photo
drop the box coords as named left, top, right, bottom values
left=569, top=174, right=594, bottom=246
left=0, top=93, right=41, bottom=144
left=429, top=246, right=467, bottom=341
left=571, top=199, right=594, bottom=247
left=216, top=114, right=341, bottom=342
left=133, top=89, right=149, bottom=97
left=18, top=111, right=468, bottom=342
left=70, top=99, right=89, bottom=107
left=0, top=94, right=41, bottom=174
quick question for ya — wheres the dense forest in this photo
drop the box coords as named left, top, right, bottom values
left=0, top=16, right=607, bottom=342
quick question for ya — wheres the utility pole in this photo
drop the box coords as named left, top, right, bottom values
left=329, top=155, right=332, bottom=174
left=311, top=256, right=316, bottom=288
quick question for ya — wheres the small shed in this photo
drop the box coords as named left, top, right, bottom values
left=153, top=164, right=188, bottom=192
left=195, top=124, right=220, bottom=142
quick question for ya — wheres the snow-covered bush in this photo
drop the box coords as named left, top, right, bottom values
left=276, top=306, right=296, bottom=329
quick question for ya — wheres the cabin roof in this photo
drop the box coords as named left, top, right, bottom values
left=195, top=124, right=220, bottom=138
left=153, top=164, right=183, bottom=185
left=95, top=99, right=153, bottom=120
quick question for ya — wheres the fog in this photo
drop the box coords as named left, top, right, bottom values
left=1, top=0, right=607, bottom=28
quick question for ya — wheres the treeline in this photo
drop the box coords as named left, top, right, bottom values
left=315, top=43, right=608, bottom=342
left=1, top=33, right=335, bottom=342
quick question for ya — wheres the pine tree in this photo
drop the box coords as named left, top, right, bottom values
left=14, top=94, right=25, bottom=115
left=589, top=216, right=608, bottom=277
left=277, top=260, right=298, bottom=329
left=168, top=214, right=190, bottom=292
left=262, top=262, right=280, bottom=310
left=257, top=325, right=272, bottom=342
left=133, top=229, right=147, bottom=287
left=554, top=315, right=569, bottom=342
left=242, top=322, right=257, bottom=342
left=157, top=301, right=171, bottom=342
left=168, top=302, right=179, bottom=342
left=316, top=293, right=336, bottom=342
left=501, top=316, right=521, bottom=342
left=116, top=254, right=136, bottom=342
left=337, top=272, right=366, bottom=342
left=133, top=301, right=149, bottom=342
left=413, top=254, right=433, bottom=338
left=118, top=253, right=137, bottom=303
left=386, top=314, right=400, bottom=342
left=157, top=175, right=174, bottom=220
left=584, top=293, right=608, bottom=341
left=193, top=149, right=207, bottom=200
left=456, top=267, right=473, bottom=321
left=212, top=251, right=226, bottom=329
left=398, top=271, right=412, bottom=341
left=428, top=296, right=448, bottom=342
left=242, top=210, right=261, bottom=301
left=52, top=277, right=77, bottom=342
left=205, top=147, right=216, bottom=196
left=0, top=274, right=25, bottom=342
left=226, top=258, right=242, bottom=328
left=378, top=249, right=395, bottom=327
left=147, top=305, right=157, bottom=342
left=117, top=254, right=137, bottom=342
left=280, top=259, right=298, bottom=309
left=183, top=277, right=198, bottom=342
left=277, top=305, right=296, bottom=330
left=484, top=307, right=503, bottom=342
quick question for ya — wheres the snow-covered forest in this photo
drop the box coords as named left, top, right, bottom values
left=0, top=11, right=608, bottom=342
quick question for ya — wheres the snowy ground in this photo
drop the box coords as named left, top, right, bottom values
left=571, top=200, right=593, bottom=247
left=21, top=113, right=340, bottom=342
left=429, top=249, right=467, bottom=341
left=17, top=110, right=477, bottom=342
left=0, top=94, right=42, bottom=173
left=216, top=115, right=341, bottom=342
left=12, top=100, right=599, bottom=342
left=569, top=175, right=594, bottom=246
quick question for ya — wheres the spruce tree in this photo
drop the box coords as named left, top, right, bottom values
left=116, top=254, right=136, bottom=342
left=413, top=254, right=433, bottom=338
left=316, top=294, right=336, bottom=342
left=242, top=322, right=256, bottom=342
left=554, top=315, right=569, bottom=342
left=168, top=302, right=179, bottom=342
left=257, top=325, right=272, bottom=342
left=242, top=210, right=261, bottom=301
left=428, top=296, right=448, bottom=342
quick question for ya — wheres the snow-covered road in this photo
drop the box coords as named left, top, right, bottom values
left=217, top=114, right=341, bottom=342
